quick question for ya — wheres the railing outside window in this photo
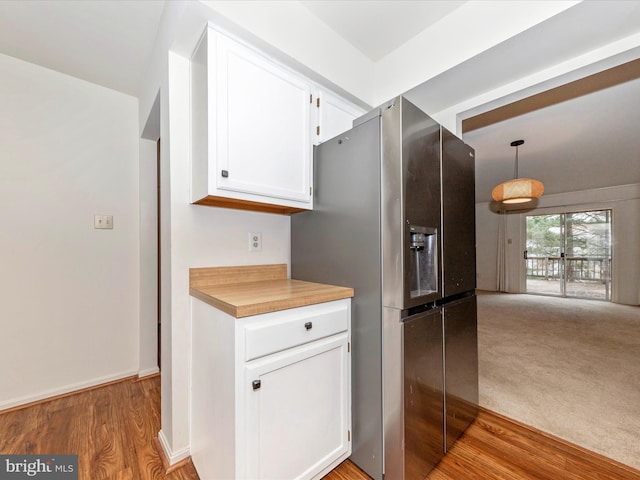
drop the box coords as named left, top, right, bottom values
left=526, top=256, right=611, bottom=283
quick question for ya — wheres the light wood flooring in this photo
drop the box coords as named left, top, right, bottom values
left=327, top=408, right=640, bottom=480
left=1, top=375, right=638, bottom=479
left=0, top=375, right=198, bottom=479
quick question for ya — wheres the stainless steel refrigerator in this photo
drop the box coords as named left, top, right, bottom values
left=291, top=96, right=478, bottom=480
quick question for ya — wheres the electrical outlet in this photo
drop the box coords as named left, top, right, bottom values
left=94, top=214, right=113, bottom=229
left=249, top=232, right=262, bottom=252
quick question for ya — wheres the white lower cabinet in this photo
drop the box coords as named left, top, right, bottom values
left=245, top=336, right=349, bottom=479
left=191, top=298, right=352, bottom=480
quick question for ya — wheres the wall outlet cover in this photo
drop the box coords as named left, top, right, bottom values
left=249, top=232, right=262, bottom=252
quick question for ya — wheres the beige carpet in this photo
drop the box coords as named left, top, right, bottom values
left=477, top=291, right=640, bottom=470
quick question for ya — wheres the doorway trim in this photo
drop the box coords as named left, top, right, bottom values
left=139, top=91, right=161, bottom=377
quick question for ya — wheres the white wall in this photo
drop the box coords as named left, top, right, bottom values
left=0, top=52, right=140, bottom=409
left=476, top=184, right=640, bottom=306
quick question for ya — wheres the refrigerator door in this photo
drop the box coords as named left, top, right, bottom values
left=441, top=128, right=476, bottom=297
left=403, top=307, right=445, bottom=479
left=443, top=295, right=479, bottom=450
left=402, top=100, right=443, bottom=309
left=381, top=98, right=442, bottom=310
left=291, top=116, right=385, bottom=480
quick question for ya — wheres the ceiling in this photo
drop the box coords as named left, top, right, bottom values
left=0, top=0, right=638, bottom=204
left=0, top=0, right=165, bottom=96
left=462, top=68, right=640, bottom=205
left=299, top=1, right=466, bottom=61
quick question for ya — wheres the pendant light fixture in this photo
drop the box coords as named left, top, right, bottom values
left=491, top=139, right=544, bottom=204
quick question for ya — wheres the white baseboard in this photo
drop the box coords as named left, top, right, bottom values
left=158, top=429, right=191, bottom=465
left=138, top=366, right=160, bottom=378
left=0, top=369, right=139, bottom=412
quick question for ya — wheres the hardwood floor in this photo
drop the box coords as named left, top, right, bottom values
left=327, top=409, right=640, bottom=480
left=2, top=376, right=638, bottom=480
left=0, top=375, right=198, bottom=479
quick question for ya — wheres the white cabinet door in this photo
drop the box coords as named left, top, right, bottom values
left=191, top=26, right=367, bottom=213
left=215, top=32, right=312, bottom=204
left=244, top=334, right=350, bottom=480
left=315, top=90, right=365, bottom=144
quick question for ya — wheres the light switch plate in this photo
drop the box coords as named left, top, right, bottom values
left=94, top=214, right=113, bottom=229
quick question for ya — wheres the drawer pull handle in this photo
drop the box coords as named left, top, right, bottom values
left=252, top=380, right=261, bottom=390
left=304, top=322, right=313, bottom=330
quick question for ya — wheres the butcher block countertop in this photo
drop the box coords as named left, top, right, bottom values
left=189, top=264, right=354, bottom=318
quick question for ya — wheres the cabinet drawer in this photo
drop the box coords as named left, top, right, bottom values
left=245, top=305, right=348, bottom=361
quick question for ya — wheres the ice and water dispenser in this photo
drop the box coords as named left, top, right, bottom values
left=408, top=225, right=438, bottom=299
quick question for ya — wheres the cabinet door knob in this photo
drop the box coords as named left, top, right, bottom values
left=221, top=169, right=229, bottom=178
left=304, top=322, right=313, bottom=330
left=252, top=380, right=261, bottom=390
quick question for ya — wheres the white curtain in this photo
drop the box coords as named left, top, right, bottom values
left=496, top=211, right=508, bottom=292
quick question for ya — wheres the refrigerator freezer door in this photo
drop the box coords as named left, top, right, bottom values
left=403, top=307, right=445, bottom=479
left=444, top=295, right=479, bottom=450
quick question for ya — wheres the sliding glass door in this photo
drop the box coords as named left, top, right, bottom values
left=525, top=210, right=612, bottom=301
left=525, top=214, right=564, bottom=296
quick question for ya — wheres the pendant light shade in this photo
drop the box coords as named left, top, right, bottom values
left=491, top=140, right=544, bottom=204
left=491, top=177, right=545, bottom=204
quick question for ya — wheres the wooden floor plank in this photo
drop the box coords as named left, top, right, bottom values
left=0, top=376, right=198, bottom=480
left=2, top=377, right=639, bottom=480
left=328, top=409, right=640, bottom=480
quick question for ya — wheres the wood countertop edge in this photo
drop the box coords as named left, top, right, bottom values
left=233, top=289, right=354, bottom=318
left=189, top=282, right=354, bottom=318
left=189, top=288, right=239, bottom=317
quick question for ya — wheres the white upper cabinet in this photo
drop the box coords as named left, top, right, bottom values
left=191, top=25, right=365, bottom=215
left=215, top=32, right=313, bottom=204
left=313, top=90, right=366, bottom=144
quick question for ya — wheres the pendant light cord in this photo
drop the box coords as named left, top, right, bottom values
left=510, top=139, right=524, bottom=179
